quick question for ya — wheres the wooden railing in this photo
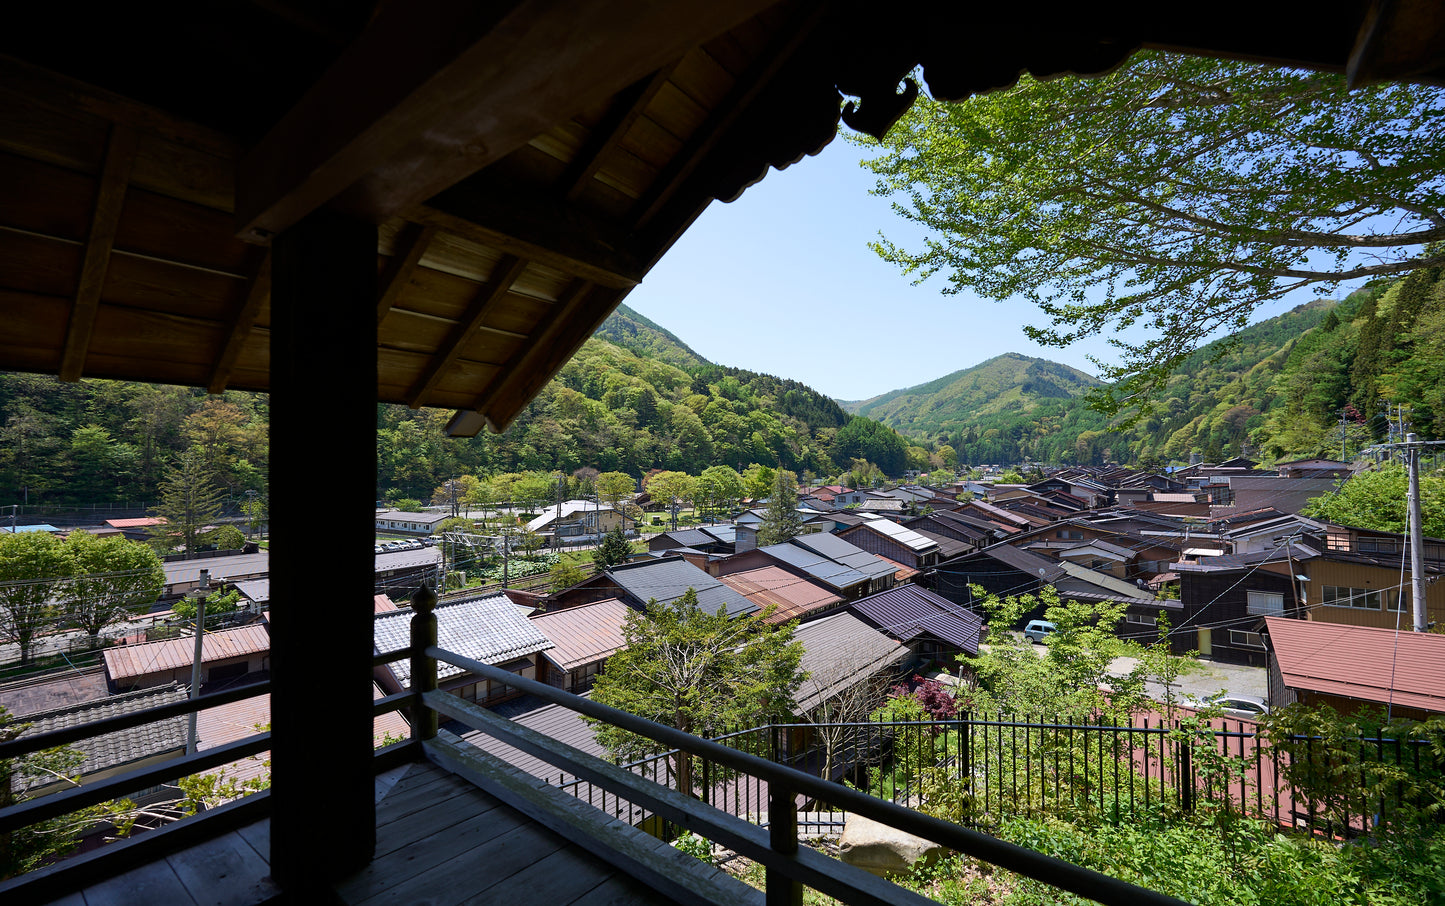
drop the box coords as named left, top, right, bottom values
left=405, top=587, right=1190, bottom=906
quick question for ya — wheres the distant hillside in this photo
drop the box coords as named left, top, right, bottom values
left=843, top=353, right=1102, bottom=437
left=593, top=303, right=710, bottom=371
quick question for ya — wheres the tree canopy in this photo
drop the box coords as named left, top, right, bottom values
left=863, top=51, right=1445, bottom=412
left=587, top=588, right=804, bottom=794
left=1301, top=464, right=1445, bottom=537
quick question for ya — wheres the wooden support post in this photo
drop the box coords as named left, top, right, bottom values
left=410, top=584, right=439, bottom=746
left=268, top=208, right=378, bottom=892
left=767, top=778, right=802, bottom=906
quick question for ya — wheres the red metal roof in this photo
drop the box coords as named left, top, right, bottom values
left=717, top=565, right=842, bottom=623
left=105, top=517, right=166, bottom=528
left=1266, top=617, right=1445, bottom=714
left=103, top=624, right=271, bottom=681
left=529, top=598, right=630, bottom=671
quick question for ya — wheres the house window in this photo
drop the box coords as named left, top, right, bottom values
left=1321, top=586, right=1381, bottom=610
left=1230, top=629, right=1265, bottom=648
left=1125, top=613, right=1156, bottom=625
left=1386, top=589, right=1405, bottom=612
left=1358, top=537, right=1398, bottom=554
left=1246, top=591, right=1285, bottom=616
left=1056, top=530, right=1083, bottom=540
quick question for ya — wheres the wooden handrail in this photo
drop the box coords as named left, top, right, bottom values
left=423, top=642, right=1192, bottom=906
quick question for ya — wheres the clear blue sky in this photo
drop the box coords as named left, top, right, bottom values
left=622, top=134, right=1329, bottom=403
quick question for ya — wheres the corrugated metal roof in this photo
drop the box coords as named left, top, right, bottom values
left=161, top=552, right=270, bottom=585
left=374, top=593, right=553, bottom=687
left=794, top=612, right=910, bottom=714
left=103, top=624, right=272, bottom=681
left=850, top=585, right=984, bottom=655
left=1266, top=617, right=1445, bottom=714
left=608, top=557, right=758, bottom=617
left=530, top=598, right=630, bottom=671
left=789, top=533, right=896, bottom=581
left=758, top=543, right=870, bottom=592
left=718, top=566, right=842, bottom=623
left=375, top=547, right=443, bottom=570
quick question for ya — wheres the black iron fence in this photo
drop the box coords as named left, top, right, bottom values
left=550, top=712, right=1439, bottom=844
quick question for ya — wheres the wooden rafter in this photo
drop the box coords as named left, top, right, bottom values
left=560, top=65, right=678, bottom=202
left=406, top=254, right=528, bottom=408
left=235, top=0, right=778, bottom=241
left=632, top=6, right=825, bottom=231
left=60, top=121, right=137, bottom=382
left=208, top=251, right=272, bottom=393
left=413, top=199, right=641, bottom=290
left=377, top=221, right=437, bottom=325
left=470, top=280, right=621, bottom=434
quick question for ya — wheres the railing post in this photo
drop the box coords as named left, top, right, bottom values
left=767, top=780, right=802, bottom=906
left=411, top=584, right=439, bottom=748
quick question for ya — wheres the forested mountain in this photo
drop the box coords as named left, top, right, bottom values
left=842, top=353, right=1102, bottom=437
left=3, top=262, right=1441, bottom=507
left=593, top=303, right=710, bottom=371
left=0, top=303, right=905, bottom=507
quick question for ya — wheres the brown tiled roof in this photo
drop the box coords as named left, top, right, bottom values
left=1266, top=617, right=1445, bottom=714
left=529, top=598, right=630, bottom=671
left=374, top=594, right=399, bottom=612
left=103, top=624, right=272, bottom=681
left=717, top=566, right=842, bottom=623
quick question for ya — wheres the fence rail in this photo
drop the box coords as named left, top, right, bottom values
left=547, top=712, right=1436, bottom=845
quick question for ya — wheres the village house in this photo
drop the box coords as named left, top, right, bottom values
left=1265, top=617, right=1445, bottom=720
left=549, top=555, right=759, bottom=618
left=529, top=598, right=631, bottom=694
left=526, top=499, right=626, bottom=544
left=372, top=594, right=553, bottom=708
left=849, top=584, right=986, bottom=664
left=102, top=625, right=272, bottom=693
left=374, top=509, right=450, bottom=536
left=716, top=564, right=845, bottom=624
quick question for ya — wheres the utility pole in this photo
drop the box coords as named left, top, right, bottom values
left=1362, top=433, right=1445, bottom=632
left=187, top=569, right=210, bottom=755
left=1407, top=435, right=1428, bottom=633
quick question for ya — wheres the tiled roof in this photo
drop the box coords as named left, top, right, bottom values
left=794, top=611, right=910, bottom=714
left=103, top=624, right=272, bottom=681
left=850, top=585, right=985, bottom=655
left=530, top=598, right=630, bottom=671
left=23, top=684, right=189, bottom=776
left=1266, top=617, right=1445, bottom=714
left=373, top=593, right=553, bottom=686
left=718, top=566, right=842, bottom=623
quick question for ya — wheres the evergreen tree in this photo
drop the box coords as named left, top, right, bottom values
left=150, top=446, right=226, bottom=554
left=592, top=525, right=633, bottom=569
left=757, top=470, right=803, bottom=547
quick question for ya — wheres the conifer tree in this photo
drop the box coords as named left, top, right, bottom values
left=756, top=469, right=803, bottom=547
left=150, top=446, right=226, bottom=554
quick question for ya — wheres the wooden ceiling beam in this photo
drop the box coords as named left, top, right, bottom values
left=561, top=65, right=677, bottom=202
left=377, top=222, right=437, bottom=325
left=472, top=281, right=623, bottom=434
left=406, top=254, right=527, bottom=408
left=415, top=186, right=644, bottom=289
left=60, top=122, right=136, bottom=382
left=208, top=251, right=272, bottom=393
left=235, top=0, right=780, bottom=242
left=631, top=5, right=825, bottom=231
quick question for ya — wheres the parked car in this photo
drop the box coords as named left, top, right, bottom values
left=1022, top=620, right=1057, bottom=643
left=1207, top=694, right=1269, bottom=720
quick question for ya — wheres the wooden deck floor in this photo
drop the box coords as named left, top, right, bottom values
left=45, top=762, right=696, bottom=906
